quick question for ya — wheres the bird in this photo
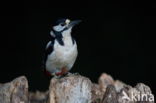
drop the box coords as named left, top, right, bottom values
left=43, top=18, right=81, bottom=76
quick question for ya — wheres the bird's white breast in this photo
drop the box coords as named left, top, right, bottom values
left=46, top=36, right=78, bottom=72
left=53, top=38, right=77, bottom=64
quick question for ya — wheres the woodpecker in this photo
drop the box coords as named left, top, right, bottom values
left=44, top=18, right=81, bottom=76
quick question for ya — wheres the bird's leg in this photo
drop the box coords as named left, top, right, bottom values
left=55, top=67, right=69, bottom=78
left=56, top=67, right=68, bottom=75
left=61, top=67, right=68, bottom=75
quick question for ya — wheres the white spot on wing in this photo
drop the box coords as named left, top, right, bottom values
left=46, top=41, right=51, bottom=49
left=50, top=31, right=55, bottom=37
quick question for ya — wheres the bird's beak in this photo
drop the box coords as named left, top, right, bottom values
left=67, top=20, right=81, bottom=28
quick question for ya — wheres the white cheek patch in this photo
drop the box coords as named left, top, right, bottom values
left=65, top=19, right=70, bottom=24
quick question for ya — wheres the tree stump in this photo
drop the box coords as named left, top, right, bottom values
left=0, top=76, right=28, bottom=103
left=48, top=74, right=92, bottom=103
left=0, top=73, right=154, bottom=103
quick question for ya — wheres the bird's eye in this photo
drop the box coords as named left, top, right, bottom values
left=60, top=23, right=66, bottom=26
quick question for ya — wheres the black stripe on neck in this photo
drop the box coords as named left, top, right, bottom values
left=52, top=28, right=75, bottom=46
left=52, top=30, right=64, bottom=46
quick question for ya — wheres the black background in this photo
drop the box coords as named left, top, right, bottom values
left=0, top=0, right=155, bottom=95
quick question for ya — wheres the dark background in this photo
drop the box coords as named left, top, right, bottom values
left=0, top=1, right=155, bottom=95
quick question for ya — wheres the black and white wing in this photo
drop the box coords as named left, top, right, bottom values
left=43, top=40, right=54, bottom=66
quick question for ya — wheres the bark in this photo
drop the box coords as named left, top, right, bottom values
left=0, top=76, right=28, bottom=103
left=0, top=73, right=154, bottom=103
left=48, top=74, right=92, bottom=103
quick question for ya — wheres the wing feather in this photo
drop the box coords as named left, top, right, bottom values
left=43, top=39, right=55, bottom=66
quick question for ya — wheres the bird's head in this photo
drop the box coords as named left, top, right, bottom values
left=50, top=18, right=81, bottom=37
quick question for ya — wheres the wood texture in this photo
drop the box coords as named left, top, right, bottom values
left=0, top=73, right=154, bottom=103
